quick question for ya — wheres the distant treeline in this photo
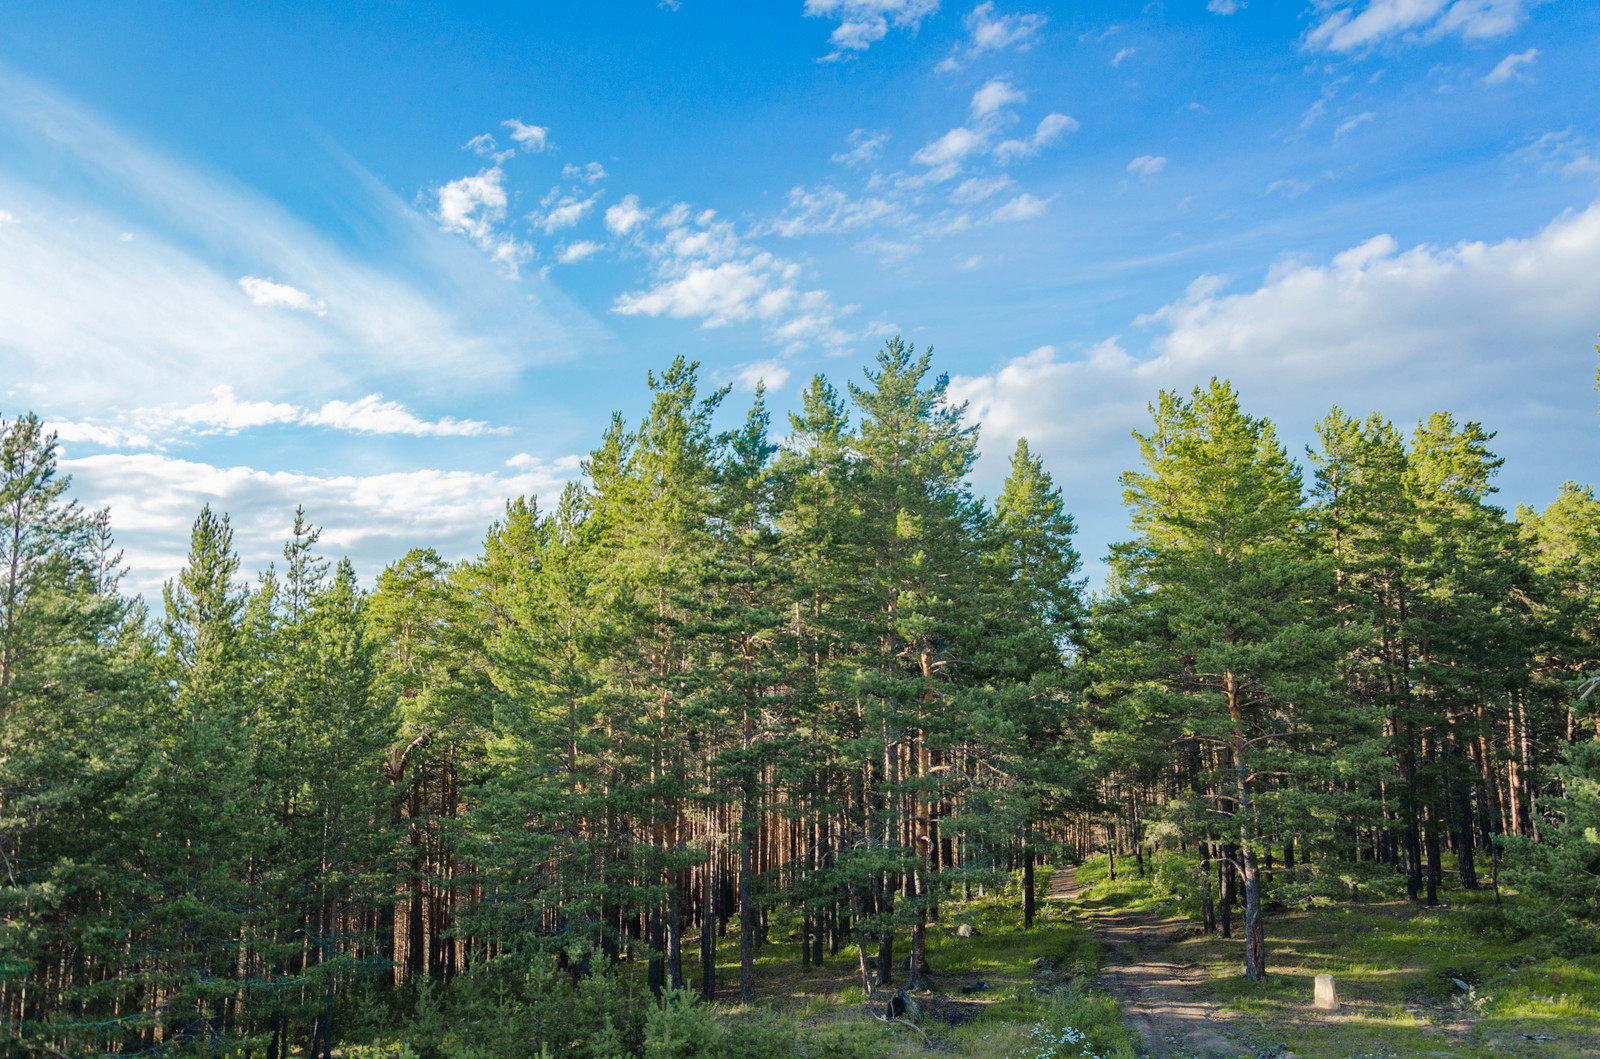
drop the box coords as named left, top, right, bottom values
left=0, top=338, right=1595, bottom=1057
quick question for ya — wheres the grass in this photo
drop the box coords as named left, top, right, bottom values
left=667, top=868, right=1141, bottom=1058
left=1060, top=851, right=1600, bottom=1059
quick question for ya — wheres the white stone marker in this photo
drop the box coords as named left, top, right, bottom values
left=1313, top=973, right=1339, bottom=1011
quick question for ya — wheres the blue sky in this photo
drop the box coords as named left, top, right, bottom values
left=2, top=0, right=1597, bottom=594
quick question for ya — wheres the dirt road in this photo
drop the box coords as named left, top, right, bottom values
left=1047, top=868, right=1243, bottom=1058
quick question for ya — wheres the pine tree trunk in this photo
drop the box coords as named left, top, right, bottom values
left=1228, top=673, right=1267, bottom=982
left=1022, top=838, right=1035, bottom=930
left=739, top=757, right=757, bottom=1003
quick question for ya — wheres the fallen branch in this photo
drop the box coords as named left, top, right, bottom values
left=876, top=1014, right=932, bottom=1048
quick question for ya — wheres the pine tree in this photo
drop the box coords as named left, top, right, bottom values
left=1113, top=379, right=1337, bottom=980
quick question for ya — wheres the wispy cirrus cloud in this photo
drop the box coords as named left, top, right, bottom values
left=1485, top=47, right=1539, bottom=84
left=0, top=69, right=600, bottom=419
left=1304, top=0, right=1545, bottom=55
left=1127, top=154, right=1167, bottom=179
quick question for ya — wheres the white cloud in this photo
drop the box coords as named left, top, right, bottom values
left=990, top=192, right=1050, bottom=222
left=1127, top=154, right=1167, bottom=179
left=971, top=77, right=1028, bottom=118
left=731, top=360, right=792, bottom=392
left=434, top=166, right=535, bottom=275
left=949, top=174, right=1016, bottom=204
left=964, top=2, right=1046, bottom=51
left=164, top=385, right=303, bottom=431
left=1484, top=47, right=1539, bottom=84
left=605, top=194, right=651, bottom=235
left=47, top=420, right=157, bottom=449
left=532, top=191, right=600, bottom=234
left=65, top=451, right=581, bottom=598
left=465, top=133, right=499, bottom=156
left=949, top=201, right=1600, bottom=582
left=610, top=204, right=853, bottom=351
left=1304, top=0, right=1542, bottom=54
left=993, top=112, right=1078, bottom=163
left=937, top=2, right=1046, bottom=70
left=1267, top=178, right=1312, bottom=197
left=502, top=119, right=551, bottom=152
left=0, top=210, right=17, bottom=224
left=563, top=161, right=608, bottom=184
left=804, top=0, right=941, bottom=61
left=1207, top=0, right=1242, bottom=12
left=53, top=385, right=506, bottom=445
left=558, top=240, right=603, bottom=263
left=302, top=394, right=502, bottom=436
left=0, top=67, right=604, bottom=436
left=1335, top=111, right=1375, bottom=138
left=615, top=259, right=783, bottom=326
left=1112, top=47, right=1136, bottom=67
left=833, top=128, right=889, bottom=166
left=436, top=167, right=507, bottom=242
left=912, top=126, right=988, bottom=178
left=769, top=185, right=907, bottom=236
left=238, top=275, right=327, bottom=315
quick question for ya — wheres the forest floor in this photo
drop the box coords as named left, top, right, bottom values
left=1046, top=866, right=1243, bottom=1057
left=684, top=860, right=1600, bottom=1059
left=1054, top=857, right=1600, bottom=1059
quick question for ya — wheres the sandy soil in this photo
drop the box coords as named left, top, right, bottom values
left=1047, top=868, right=1245, bottom=1058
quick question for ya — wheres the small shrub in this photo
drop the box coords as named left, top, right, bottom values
left=643, top=988, right=720, bottom=1059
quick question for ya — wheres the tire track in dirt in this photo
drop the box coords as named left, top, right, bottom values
left=1048, top=868, right=1243, bottom=1058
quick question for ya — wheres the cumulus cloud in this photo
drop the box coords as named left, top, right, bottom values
left=47, top=420, right=157, bottom=449
left=805, top=0, right=941, bottom=61
left=563, top=161, right=608, bottom=184
left=436, top=168, right=507, bottom=242
left=1485, top=47, right=1539, bottom=83
left=1304, top=0, right=1542, bottom=54
left=605, top=194, right=651, bottom=236
left=301, top=394, right=504, bottom=437
left=947, top=201, right=1600, bottom=578
left=937, top=2, right=1047, bottom=70
left=971, top=77, right=1028, bottom=118
left=64, top=451, right=583, bottom=597
left=1127, top=154, right=1167, bottom=179
left=164, top=385, right=302, bottom=431
left=912, top=79, right=1073, bottom=179
left=434, top=166, right=534, bottom=275
left=610, top=201, right=853, bottom=351
left=238, top=275, right=327, bottom=315
left=731, top=360, right=792, bottom=392
left=557, top=240, right=602, bottom=263
left=502, top=119, right=551, bottom=152
left=532, top=191, right=601, bottom=234
left=993, top=112, right=1077, bottom=163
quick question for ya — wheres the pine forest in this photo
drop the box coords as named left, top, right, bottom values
left=3, top=338, right=1598, bottom=1059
